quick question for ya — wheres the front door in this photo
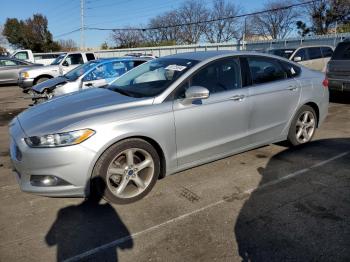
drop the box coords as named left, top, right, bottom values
left=60, top=53, right=84, bottom=75
left=173, top=57, right=251, bottom=167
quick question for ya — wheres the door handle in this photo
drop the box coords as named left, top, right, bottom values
left=85, top=83, right=93, bottom=87
left=230, top=95, right=245, bottom=101
left=287, top=86, right=298, bottom=91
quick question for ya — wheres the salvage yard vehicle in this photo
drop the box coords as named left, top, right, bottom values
left=9, top=51, right=329, bottom=204
left=30, top=57, right=150, bottom=104
left=0, top=57, right=43, bottom=85
left=11, top=49, right=64, bottom=66
left=326, top=39, right=350, bottom=93
left=268, top=45, right=333, bottom=71
left=18, top=52, right=96, bottom=92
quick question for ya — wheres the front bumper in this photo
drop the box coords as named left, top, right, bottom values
left=18, top=78, right=34, bottom=90
left=9, top=118, right=96, bottom=197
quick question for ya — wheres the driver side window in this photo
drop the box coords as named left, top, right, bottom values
left=84, top=65, right=107, bottom=81
left=175, top=57, right=241, bottom=99
left=64, top=54, right=84, bottom=65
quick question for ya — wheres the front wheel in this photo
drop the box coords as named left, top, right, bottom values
left=92, top=139, right=160, bottom=204
left=287, top=105, right=317, bottom=146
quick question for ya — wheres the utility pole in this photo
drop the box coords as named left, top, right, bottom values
left=80, top=0, right=85, bottom=51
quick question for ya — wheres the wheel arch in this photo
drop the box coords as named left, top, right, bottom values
left=33, top=74, right=54, bottom=85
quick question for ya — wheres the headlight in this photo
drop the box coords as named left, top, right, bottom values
left=21, top=71, right=29, bottom=78
left=24, top=129, right=95, bottom=148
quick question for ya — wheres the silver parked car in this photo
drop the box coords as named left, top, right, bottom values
left=9, top=51, right=329, bottom=204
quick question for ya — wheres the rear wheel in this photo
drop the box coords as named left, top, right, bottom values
left=92, top=139, right=160, bottom=204
left=287, top=105, right=317, bottom=146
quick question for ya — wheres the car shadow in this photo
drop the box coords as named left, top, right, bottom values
left=234, top=138, right=350, bottom=261
left=45, top=177, right=133, bottom=261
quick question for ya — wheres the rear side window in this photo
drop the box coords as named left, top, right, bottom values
left=86, top=53, right=95, bottom=61
left=332, top=42, right=350, bottom=60
left=307, top=47, right=322, bottom=60
left=321, top=47, right=333, bottom=57
left=247, top=57, right=286, bottom=85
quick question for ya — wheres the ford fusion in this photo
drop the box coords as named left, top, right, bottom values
left=9, top=51, right=329, bottom=204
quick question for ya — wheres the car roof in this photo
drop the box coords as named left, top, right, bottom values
left=160, top=50, right=295, bottom=62
left=92, top=57, right=151, bottom=63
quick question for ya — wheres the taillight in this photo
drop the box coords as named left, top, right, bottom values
left=322, top=77, right=328, bottom=88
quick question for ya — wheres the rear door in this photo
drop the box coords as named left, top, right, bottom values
left=244, top=56, right=301, bottom=144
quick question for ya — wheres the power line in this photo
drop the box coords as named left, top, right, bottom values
left=54, top=28, right=81, bottom=38
left=85, top=0, right=319, bottom=32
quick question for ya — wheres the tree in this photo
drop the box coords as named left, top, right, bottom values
left=100, top=42, right=109, bottom=50
left=176, top=0, right=210, bottom=44
left=296, top=21, right=311, bottom=37
left=3, top=14, right=60, bottom=52
left=250, top=0, right=300, bottom=39
left=111, top=28, right=145, bottom=48
left=205, top=0, right=242, bottom=43
left=301, top=0, right=350, bottom=35
left=58, top=39, right=77, bottom=51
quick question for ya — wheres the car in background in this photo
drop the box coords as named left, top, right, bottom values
left=18, top=52, right=96, bottom=92
left=30, top=57, right=150, bottom=103
left=326, top=39, right=350, bottom=93
left=11, top=49, right=65, bottom=65
left=0, top=57, right=43, bottom=85
left=268, top=45, right=333, bottom=71
left=9, top=51, right=328, bottom=204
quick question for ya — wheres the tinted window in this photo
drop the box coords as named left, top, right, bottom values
left=65, top=54, right=84, bottom=65
left=321, top=47, right=333, bottom=57
left=247, top=57, right=286, bottom=84
left=268, top=49, right=295, bottom=59
left=307, top=47, right=322, bottom=60
left=14, top=52, right=29, bottom=60
left=332, top=42, right=350, bottom=60
left=190, top=57, right=241, bottom=94
left=86, top=53, right=95, bottom=61
left=279, top=61, right=301, bottom=78
left=0, top=59, right=17, bottom=66
left=293, top=49, right=308, bottom=61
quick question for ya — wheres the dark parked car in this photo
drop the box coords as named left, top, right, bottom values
left=326, top=39, right=350, bottom=93
left=0, top=57, right=42, bottom=85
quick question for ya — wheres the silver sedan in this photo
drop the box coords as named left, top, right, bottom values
left=9, top=51, right=329, bottom=204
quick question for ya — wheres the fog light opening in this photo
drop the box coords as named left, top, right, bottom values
left=30, top=175, right=69, bottom=187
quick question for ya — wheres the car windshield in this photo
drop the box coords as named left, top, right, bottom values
left=108, top=58, right=198, bottom=98
left=268, top=49, right=296, bottom=59
left=51, top=54, right=66, bottom=65
left=65, top=61, right=100, bottom=81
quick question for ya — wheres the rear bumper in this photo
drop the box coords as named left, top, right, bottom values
left=18, top=78, right=34, bottom=90
left=328, top=78, right=350, bottom=92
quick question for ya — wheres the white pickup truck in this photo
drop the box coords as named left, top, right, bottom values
left=10, top=50, right=65, bottom=66
left=18, top=52, right=96, bottom=92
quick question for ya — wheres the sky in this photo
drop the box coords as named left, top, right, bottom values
left=0, top=0, right=265, bottom=49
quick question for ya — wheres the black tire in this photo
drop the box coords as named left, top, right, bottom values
left=35, top=77, right=50, bottom=85
left=287, top=105, right=317, bottom=146
left=91, top=138, right=160, bottom=204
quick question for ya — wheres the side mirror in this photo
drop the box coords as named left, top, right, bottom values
left=62, top=61, right=69, bottom=67
left=293, top=56, right=302, bottom=62
left=185, top=86, right=209, bottom=101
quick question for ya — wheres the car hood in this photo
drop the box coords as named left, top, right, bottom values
left=17, top=88, right=153, bottom=136
left=32, top=76, right=68, bottom=93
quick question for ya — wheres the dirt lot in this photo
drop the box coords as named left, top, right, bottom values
left=0, top=86, right=349, bottom=262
